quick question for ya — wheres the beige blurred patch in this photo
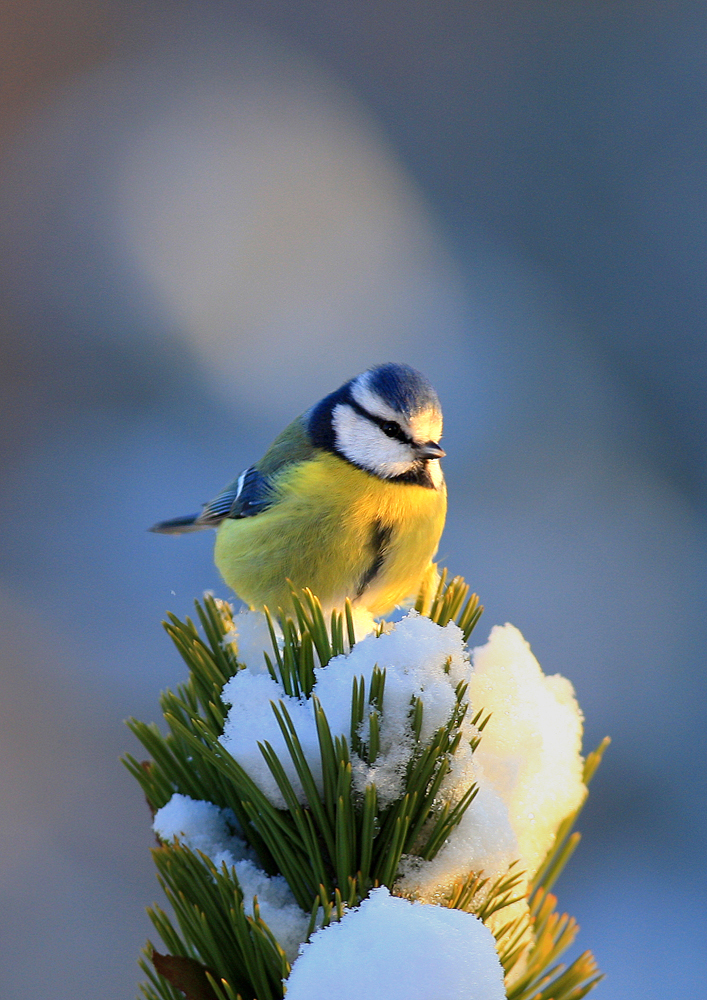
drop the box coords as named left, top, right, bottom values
left=111, top=30, right=468, bottom=416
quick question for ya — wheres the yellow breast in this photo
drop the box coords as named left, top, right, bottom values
left=214, top=451, right=446, bottom=616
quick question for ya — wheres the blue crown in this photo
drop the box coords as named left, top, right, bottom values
left=366, top=363, right=440, bottom=417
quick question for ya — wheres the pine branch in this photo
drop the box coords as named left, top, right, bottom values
left=126, top=576, right=605, bottom=1000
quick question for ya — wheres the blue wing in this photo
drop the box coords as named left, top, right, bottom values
left=149, top=466, right=275, bottom=534
left=205, top=466, right=275, bottom=520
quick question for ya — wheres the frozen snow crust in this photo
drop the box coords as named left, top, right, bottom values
left=153, top=609, right=586, bottom=986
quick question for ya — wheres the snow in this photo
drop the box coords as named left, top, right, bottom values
left=468, top=624, right=586, bottom=877
left=152, top=793, right=250, bottom=868
left=152, top=794, right=310, bottom=961
left=284, top=887, right=506, bottom=1000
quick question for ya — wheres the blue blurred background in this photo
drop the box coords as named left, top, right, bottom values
left=0, top=3, right=705, bottom=997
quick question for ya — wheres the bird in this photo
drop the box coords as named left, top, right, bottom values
left=150, top=363, right=447, bottom=617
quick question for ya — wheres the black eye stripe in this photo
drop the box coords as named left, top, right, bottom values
left=347, top=397, right=413, bottom=445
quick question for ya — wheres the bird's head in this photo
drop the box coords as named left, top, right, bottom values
left=308, top=363, right=444, bottom=485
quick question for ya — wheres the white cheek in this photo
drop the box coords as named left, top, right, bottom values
left=332, top=404, right=415, bottom=476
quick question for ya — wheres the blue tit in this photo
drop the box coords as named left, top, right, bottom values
left=151, top=363, right=447, bottom=616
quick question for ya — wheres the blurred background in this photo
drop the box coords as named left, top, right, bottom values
left=0, top=2, right=705, bottom=997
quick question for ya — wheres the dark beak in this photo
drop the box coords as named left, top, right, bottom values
left=416, top=440, right=445, bottom=460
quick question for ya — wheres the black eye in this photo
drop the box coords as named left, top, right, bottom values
left=380, top=420, right=400, bottom=438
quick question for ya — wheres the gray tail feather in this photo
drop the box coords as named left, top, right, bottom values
left=149, top=513, right=206, bottom=534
